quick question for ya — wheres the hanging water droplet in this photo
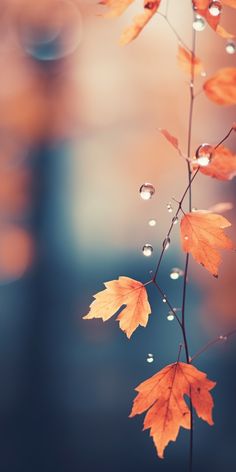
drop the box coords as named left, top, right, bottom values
left=148, top=218, right=157, bottom=227
left=142, top=244, right=153, bottom=257
left=139, top=183, right=155, bottom=200
left=208, top=0, right=222, bottom=16
left=146, top=356, right=154, bottom=363
left=167, top=203, right=173, bottom=213
left=170, top=267, right=183, bottom=280
left=162, top=296, right=167, bottom=303
left=192, top=15, right=206, bottom=32
left=172, top=216, right=178, bottom=225
left=195, top=143, right=214, bottom=167
left=225, top=40, right=236, bottom=55
left=167, top=312, right=175, bottom=321
left=163, top=237, right=170, bottom=251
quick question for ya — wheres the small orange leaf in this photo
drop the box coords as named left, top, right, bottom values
left=216, top=24, right=235, bottom=39
left=83, top=276, right=151, bottom=338
left=180, top=211, right=235, bottom=276
left=130, top=362, right=215, bottom=459
left=198, top=145, right=236, bottom=180
left=203, top=68, right=236, bottom=106
left=177, top=45, right=203, bottom=76
left=99, top=0, right=134, bottom=17
left=159, top=128, right=182, bottom=155
left=119, top=1, right=161, bottom=45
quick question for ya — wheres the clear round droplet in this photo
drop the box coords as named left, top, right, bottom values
left=196, top=143, right=214, bottom=167
left=142, top=244, right=153, bottom=257
left=167, top=312, right=175, bottom=321
left=162, top=296, right=167, bottom=303
left=225, top=41, right=236, bottom=55
left=167, top=203, right=173, bottom=213
left=17, top=0, right=83, bottom=61
left=170, top=268, right=183, bottom=280
left=148, top=218, right=157, bottom=227
left=139, top=183, right=155, bottom=200
left=208, top=1, right=222, bottom=16
left=163, top=237, right=170, bottom=251
left=172, top=216, right=178, bottom=225
left=184, top=235, right=189, bottom=240
left=193, top=15, right=206, bottom=32
left=146, top=356, right=154, bottom=363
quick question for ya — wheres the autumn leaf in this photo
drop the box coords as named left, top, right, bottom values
left=222, top=0, right=236, bottom=7
left=83, top=276, right=151, bottom=338
left=120, top=1, right=161, bottom=45
left=180, top=211, right=235, bottom=276
left=198, top=145, right=236, bottom=180
left=159, top=128, right=183, bottom=156
left=177, top=45, right=203, bottom=76
left=203, top=68, right=236, bottom=106
left=99, top=0, right=134, bottom=17
left=216, top=24, right=235, bottom=39
left=130, top=362, right=216, bottom=459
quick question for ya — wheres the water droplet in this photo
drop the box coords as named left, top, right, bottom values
left=142, top=244, right=153, bottom=257
left=195, top=143, right=214, bottom=167
left=17, top=0, right=83, bottom=61
left=201, top=71, right=207, bottom=77
left=172, top=216, right=178, bottom=225
left=191, top=207, right=198, bottom=212
left=139, top=183, right=155, bottom=200
left=148, top=218, right=157, bottom=227
left=146, top=356, right=154, bottom=363
left=163, top=237, right=170, bottom=251
left=162, top=296, right=167, bottom=303
left=225, top=41, right=236, bottom=55
left=184, top=235, right=189, bottom=240
left=167, top=312, right=175, bottom=321
left=193, top=15, right=206, bottom=31
left=219, top=335, right=227, bottom=341
left=208, top=1, right=222, bottom=16
left=170, top=268, right=183, bottom=280
left=167, top=203, right=173, bottom=213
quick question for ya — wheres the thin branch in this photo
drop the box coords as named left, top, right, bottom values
left=190, top=329, right=236, bottom=363
left=215, top=126, right=235, bottom=149
left=152, top=279, right=182, bottom=327
left=157, top=12, right=191, bottom=53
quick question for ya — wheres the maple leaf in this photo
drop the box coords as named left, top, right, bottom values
left=198, top=145, right=236, bottom=181
left=203, top=68, right=236, bottom=106
left=177, top=45, right=203, bottom=77
left=159, top=128, right=183, bottom=156
left=120, top=1, right=161, bottom=45
left=180, top=211, right=235, bottom=276
left=99, top=0, right=134, bottom=18
left=130, top=362, right=216, bottom=459
left=83, top=276, right=151, bottom=338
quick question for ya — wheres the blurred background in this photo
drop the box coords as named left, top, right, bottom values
left=0, top=0, right=235, bottom=470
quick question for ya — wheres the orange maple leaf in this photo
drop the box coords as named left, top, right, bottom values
left=197, top=145, right=236, bottom=181
left=130, top=362, right=216, bottom=459
left=177, top=45, right=203, bottom=76
left=83, top=276, right=151, bottom=338
left=119, top=1, right=161, bottom=45
left=203, top=68, right=236, bottom=106
left=180, top=211, right=235, bottom=276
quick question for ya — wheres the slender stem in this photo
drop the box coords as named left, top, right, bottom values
left=215, top=126, right=234, bottom=149
left=157, top=12, right=191, bottom=52
left=191, top=329, right=236, bottom=363
left=152, top=280, right=182, bottom=327
left=181, top=12, right=197, bottom=472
